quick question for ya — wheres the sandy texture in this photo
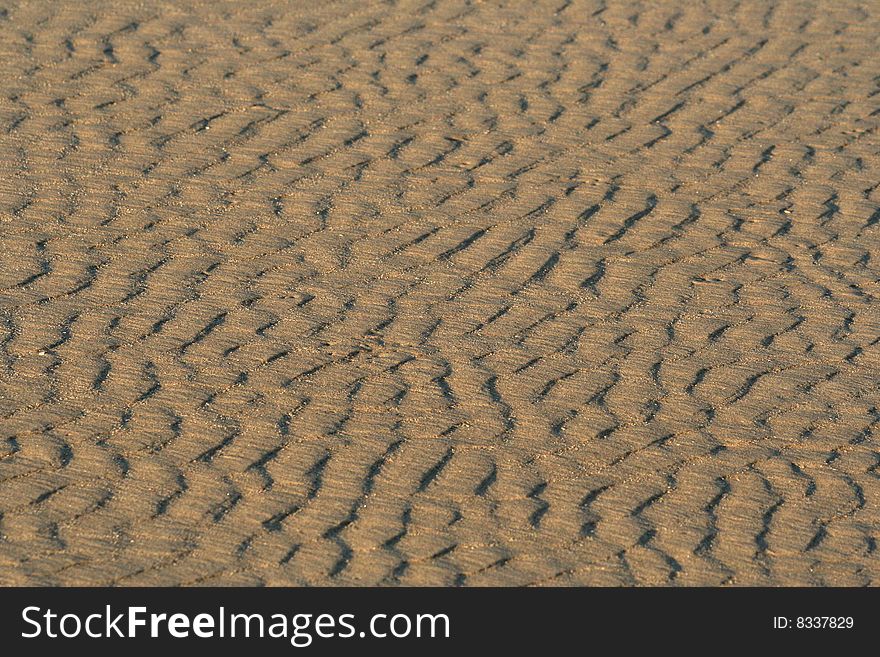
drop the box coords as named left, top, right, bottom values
left=0, top=0, right=879, bottom=586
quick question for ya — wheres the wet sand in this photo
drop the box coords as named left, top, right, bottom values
left=1, top=0, right=879, bottom=585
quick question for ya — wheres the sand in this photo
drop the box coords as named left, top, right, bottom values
left=0, top=0, right=878, bottom=586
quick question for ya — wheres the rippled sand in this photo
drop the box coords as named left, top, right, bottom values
left=1, top=0, right=879, bottom=586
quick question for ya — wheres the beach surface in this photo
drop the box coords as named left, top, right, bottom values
left=1, top=0, right=879, bottom=585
